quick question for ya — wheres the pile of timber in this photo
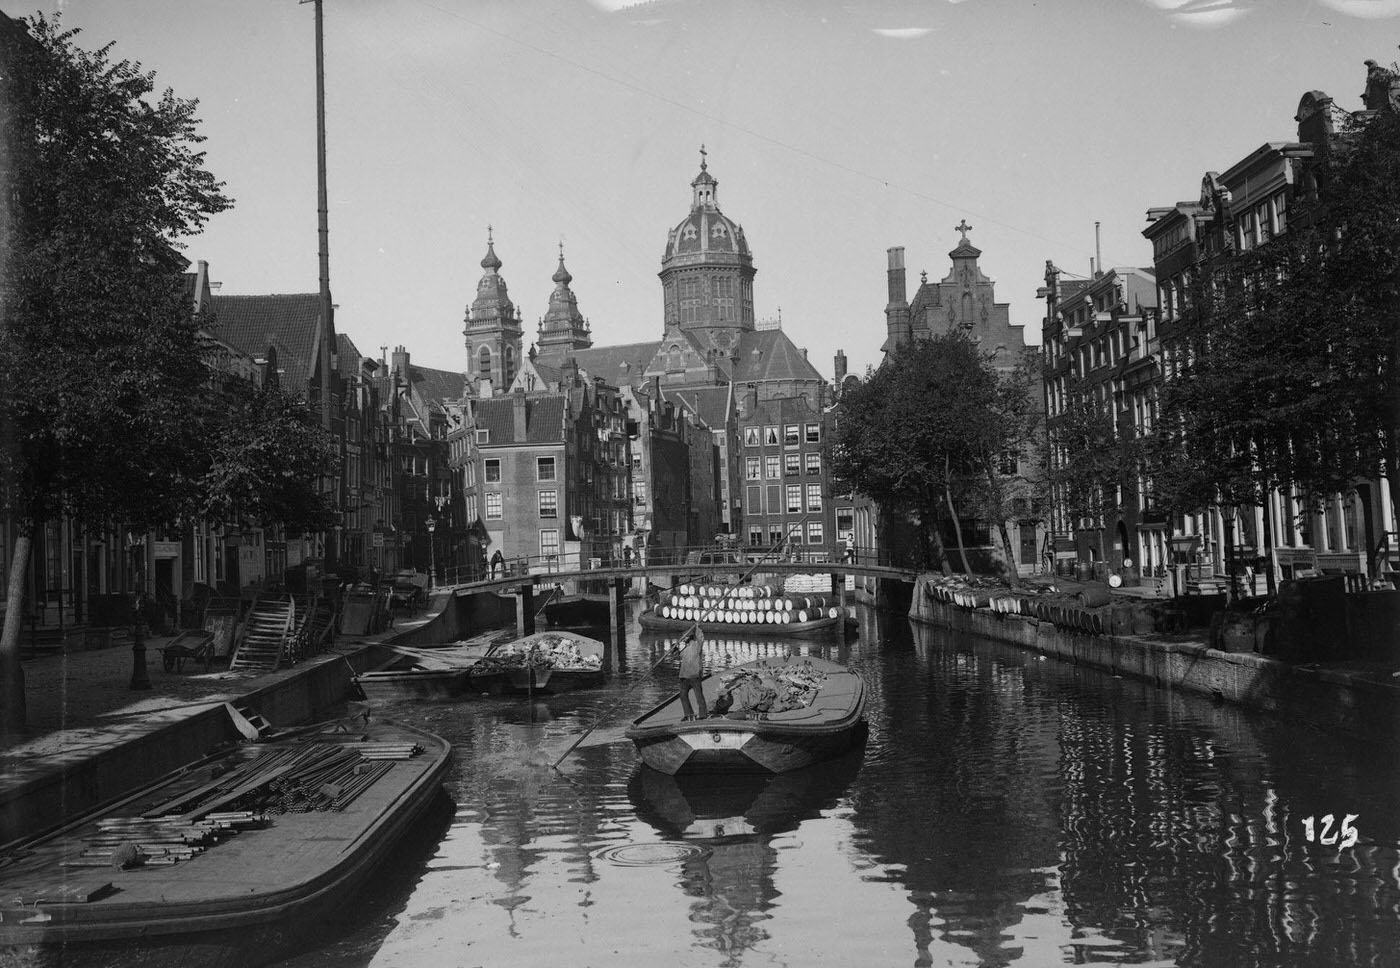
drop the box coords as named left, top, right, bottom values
left=62, top=813, right=266, bottom=869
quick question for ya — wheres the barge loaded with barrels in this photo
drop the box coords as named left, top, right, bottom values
left=0, top=718, right=451, bottom=968
left=639, top=582, right=854, bottom=637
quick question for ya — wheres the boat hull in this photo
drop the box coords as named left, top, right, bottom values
left=471, top=667, right=607, bottom=694
left=0, top=720, right=452, bottom=968
left=638, top=610, right=841, bottom=638
left=626, top=656, right=866, bottom=775
left=541, top=594, right=611, bottom=628
left=355, top=668, right=472, bottom=701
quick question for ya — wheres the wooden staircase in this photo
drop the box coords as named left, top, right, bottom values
left=229, top=594, right=296, bottom=673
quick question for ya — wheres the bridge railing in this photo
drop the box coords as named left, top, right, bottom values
left=433, top=545, right=912, bottom=588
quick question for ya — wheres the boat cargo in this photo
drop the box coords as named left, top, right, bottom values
left=638, top=582, right=852, bottom=637
left=468, top=631, right=607, bottom=694
left=0, top=718, right=451, bottom=968
left=626, top=655, right=867, bottom=775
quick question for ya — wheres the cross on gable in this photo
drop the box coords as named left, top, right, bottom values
left=955, top=219, right=972, bottom=243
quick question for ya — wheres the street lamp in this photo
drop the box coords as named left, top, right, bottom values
left=126, top=531, right=151, bottom=691
left=426, top=516, right=436, bottom=589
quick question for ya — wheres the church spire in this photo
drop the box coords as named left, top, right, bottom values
left=691, top=144, right=718, bottom=211
left=538, top=239, right=592, bottom=356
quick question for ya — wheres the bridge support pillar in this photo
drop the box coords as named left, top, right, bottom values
left=516, top=584, right=535, bottom=638
left=608, top=577, right=626, bottom=670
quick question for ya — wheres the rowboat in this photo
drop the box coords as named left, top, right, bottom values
left=353, top=641, right=496, bottom=701
left=630, top=747, right=865, bottom=840
left=625, top=655, right=867, bottom=775
left=0, top=718, right=452, bottom=968
left=639, top=582, right=852, bottom=637
left=468, top=631, right=607, bottom=694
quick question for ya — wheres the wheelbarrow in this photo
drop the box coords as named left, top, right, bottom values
left=161, top=629, right=216, bottom=673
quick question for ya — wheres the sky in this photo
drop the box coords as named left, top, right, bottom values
left=26, top=0, right=1400, bottom=382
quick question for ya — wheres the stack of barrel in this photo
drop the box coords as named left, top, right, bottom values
left=926, top=577, right=1114, bottom=634
left=653, top=583, right=847, bottom=627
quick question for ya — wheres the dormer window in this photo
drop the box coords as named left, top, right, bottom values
left=711, top=223, right=727, bottom=238
left=682, top=224, right=698, bottom=241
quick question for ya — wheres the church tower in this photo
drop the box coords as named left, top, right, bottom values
left=463, top=229, right=523, bottom=396
left=536, top=244, right=593, bottom=357
left=658, top=147, right=756, bottom=357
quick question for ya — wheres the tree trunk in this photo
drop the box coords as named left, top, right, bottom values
left=927, top=514, right=952, bottom=576
left=944, top=485, right=970, bottom=575
left=1222, top=509, right=1237, bottom=605
left=1262, top=488, right=1277, bottom=597
left=1, top=531, right=32, bottom=735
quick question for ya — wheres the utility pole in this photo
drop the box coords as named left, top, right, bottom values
left=304, top=0, right=338, bottom=570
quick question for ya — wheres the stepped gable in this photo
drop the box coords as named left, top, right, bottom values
left=210, top=293, right=323, bottom=393
left=730, top=328, right=823, bottom=384
left=473, top=393, right=566, bottom=445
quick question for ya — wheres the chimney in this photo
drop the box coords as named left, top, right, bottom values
left=886, top=246, right=911, bottom=350
left=745, top=382, right=758, bottom=417
left=392, top=345, right=409, bottom=384
left=512, top=391, right=527, bottom=440
left=1094, top=222, right=1103, bottom=279
left=834, top=350, right=847, bottom=385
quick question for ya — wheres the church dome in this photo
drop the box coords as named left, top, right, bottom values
left=661, top=150, right=752, bottom=266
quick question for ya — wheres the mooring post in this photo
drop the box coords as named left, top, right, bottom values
left=517, top=583, right=535, bottom=637
left=608, top=577, right=626, bottom=671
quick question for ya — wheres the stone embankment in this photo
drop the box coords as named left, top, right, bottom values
left=910, top=574, right=1398, bottom=739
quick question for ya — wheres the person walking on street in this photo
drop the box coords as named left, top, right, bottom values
left=676, top=626, right=709, bottom=721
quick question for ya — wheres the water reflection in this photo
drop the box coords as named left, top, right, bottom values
left=630, top=750, right=865, bottom=966
left=257, top=604, right=1399, bottom=968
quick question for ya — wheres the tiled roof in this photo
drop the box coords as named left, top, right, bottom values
left=664, top=384, right=732, bottom=431
left=540, top=340, right=659, bottom=389
left=410, top=363, right=466, bottom=411
left=210, top=293, right=322, bottom=394
left=730, top=329, right=823, bottom=385
left=474, top=394, right=567, bottom=445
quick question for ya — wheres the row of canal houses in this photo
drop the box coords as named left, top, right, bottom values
left=1040, top=60, right=1399, bottom=591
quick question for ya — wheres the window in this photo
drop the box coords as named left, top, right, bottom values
left=744, top=426, right=761, bottom=447
left=538, top=489, right=557, bottom=518
left=749, top=526, right=763, bottom=547
left=786, top=484, right=801, bottom=514
left=540, top=529, right=559, bottom=559
left=764, top=426, right=779, bottom=446
left=478, top=346, right=492, bottom=377
left=785, top=454, right=800, bottom=476
left=485, top=458, right=501, bottom=483
left=768, top=524, right=784, bottom=545
left=807, top=521, right=824, bottom=545
left=632, top=481, right=647, bottom=505
left=746, top=457, right=761, bottom=480
left=836, top=506, right=854, bottom=539
left=476, top=429, right=490, bottom=444
left=805, top=453, right=821, bottom=475
left=765, top=456, right=781, bottom=480
left=766, top=484, right=781, bottom=514
left=806, top=483, right=822, bottom=512
left=805, top=423, right=821, bottom=444
left=747, top=485, right=761, bottom=512
left=784, top=425, right=800, bottom=445
left=537, top=457, right=556, bottom=481
left=787, top=523, right=804, bottom=545
left=486, top=492, right=502, bottom=519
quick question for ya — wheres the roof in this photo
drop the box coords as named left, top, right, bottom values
left=729, top=329, right=824, bottom=385
left=474, top=394, right=567, bottom=445
left=210, top=293, right=323, bottom=394
left=663, top=384, right=732, bottom=431
left=410, top=363, right=466, bottom=411
left=541, top=340, right=659, bottom=388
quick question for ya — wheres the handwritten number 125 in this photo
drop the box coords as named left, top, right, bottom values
left=1303, top=814, right=1359, bottom=848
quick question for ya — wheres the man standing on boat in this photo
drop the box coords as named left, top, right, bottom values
left=676, top=627, right=709, bottom=721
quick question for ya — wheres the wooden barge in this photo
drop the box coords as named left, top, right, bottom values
left=625, top=655, right=867, bottom=775
left=0, top=719, right=451, bottom=968
left=354, top=641, right=496, bottom=701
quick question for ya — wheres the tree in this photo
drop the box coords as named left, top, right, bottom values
left=0, top=15, right=236, bottom=732
left=830, top=333, right=1037, bottom=576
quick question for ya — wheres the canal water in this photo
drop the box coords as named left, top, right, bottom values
left=271, top=602, right=1400, bottom=968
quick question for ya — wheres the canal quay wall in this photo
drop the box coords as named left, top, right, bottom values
left=907, top=577, right=1399, bottom=740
